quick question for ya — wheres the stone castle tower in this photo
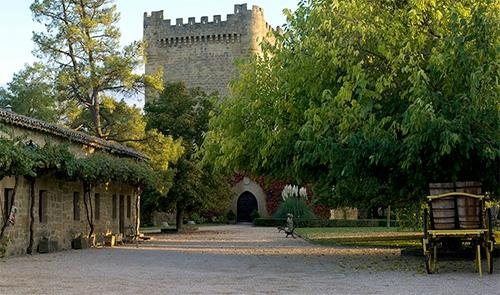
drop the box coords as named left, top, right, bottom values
left=143, top=3, right=275, bottom=97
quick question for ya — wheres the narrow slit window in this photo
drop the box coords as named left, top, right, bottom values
left=3, top=188, right=14, bottom=222
left=95, top=193, right=100, bottom=220
left=126, top=195, right=131, bottom=218
left=112, top=195, right=117, bottom=220
left=73, top=192, right=80, bottom=221
left=39, top=190, right=47, bottom=223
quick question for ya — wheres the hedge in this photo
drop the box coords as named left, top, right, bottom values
left=254, top=218, right=400, bottom=228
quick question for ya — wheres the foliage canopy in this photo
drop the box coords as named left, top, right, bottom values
left=30, top=0, right=162, bottom=138
left=203, top=0, right=500, bottom=208
left=145, top=83, right=231, bottom=224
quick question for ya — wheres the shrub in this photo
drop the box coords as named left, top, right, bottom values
left=254, top=218, right=286, bottom=227
left=0, top=237, right=9, bottom=258
left=254, top=218, right=400, bottom=227
left=226, top=210, right=236, bottom=222
left=250, top=209, right=260, bottom=221
left=190, top=213, right=206, bottom=224
left=273, top=197, right=315, bottom=220
left=394, top=203, right=424, bottom=230
left=210, top=215, right=227, bottom=224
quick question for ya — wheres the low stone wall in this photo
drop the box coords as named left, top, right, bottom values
left=330, top=207, right=358, bottom=220
left=1, top=175, right=137, bottom=257
left=151, top=211, right=175, bottom=227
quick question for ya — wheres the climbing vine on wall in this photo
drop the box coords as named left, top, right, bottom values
left=0, top=137, right=160, bottom=188
left=0, top=135, right=161, bottom=246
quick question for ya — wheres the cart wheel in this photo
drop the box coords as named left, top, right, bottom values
left=423, top=208, right=435, bottom=274
left=486, top=244, right=493, bottom=274
left=425, top=242, right=437, bottom=274
left=486, top=208, right=495, bottom=274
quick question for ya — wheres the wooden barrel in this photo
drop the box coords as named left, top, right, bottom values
left=429, top=181, right=482, bottom=195
left=429, top=182, right=483, bottom=230
left=457, top=196, right=481, bottom=229
left=431, top=197, right=456, bottom=229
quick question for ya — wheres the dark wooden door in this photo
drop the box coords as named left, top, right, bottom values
left=119, top=195, right=125, bottom=234
left=237, top=192, right=258, bottom=222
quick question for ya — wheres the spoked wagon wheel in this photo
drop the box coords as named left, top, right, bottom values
left=425, top=242, right=437, bottom=274
left=485, top=208, right=495, bottom=274
left=423, top=208, right=437, bottom=274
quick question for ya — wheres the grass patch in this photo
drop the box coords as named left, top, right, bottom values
left=297, top=227, right=408, bottom=234
left=298, top=228, right=500, bottom=249
left=297, top=227, right=422, bottom=248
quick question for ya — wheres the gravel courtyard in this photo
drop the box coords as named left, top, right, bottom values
left=0, top=225, right=498, bottom=294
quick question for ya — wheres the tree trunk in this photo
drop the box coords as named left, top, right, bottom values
left=0, top=176, right=20, bottom=240
left=91, top=95, right=104, bottom=138
left=82, top=181, right=95, bottom=244
left=176, top=203, right=184, bottom=231
left=386, top=205, right=391, bottom=229
left=27, top=177, right=36, bottom=254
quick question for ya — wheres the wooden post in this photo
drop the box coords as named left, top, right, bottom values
left=134, top=187, right=141, bottom=248
left=387, top=205, right=391, bottom=228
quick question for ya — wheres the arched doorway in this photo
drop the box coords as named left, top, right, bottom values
left=237, top=191, right=258, bottom=222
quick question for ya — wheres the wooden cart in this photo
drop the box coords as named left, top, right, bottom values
left=422, top=192, right=495, bottom=275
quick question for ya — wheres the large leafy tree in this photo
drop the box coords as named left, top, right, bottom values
left=145, top=82, right=231, bottom=229
left=0, top=63, right=75, bottom=123
left=85, top=97, right=184, bottom=172
left=203, top=0, right=499, bottom=209
left=30, top=0, right=161, bottom=138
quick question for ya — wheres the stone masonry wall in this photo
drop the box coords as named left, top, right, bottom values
left=0, top=175, right=137, bottom=257
left=144, top=3, right=275, bottom=98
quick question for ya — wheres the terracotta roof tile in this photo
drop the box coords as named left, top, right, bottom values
left=0, top=108, right=148, bottom=161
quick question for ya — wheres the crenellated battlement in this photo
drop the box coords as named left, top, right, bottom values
left=144, top=4, right=273, bottom=38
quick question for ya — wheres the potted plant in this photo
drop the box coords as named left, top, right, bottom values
left=71, top=234, right=88, bottom=249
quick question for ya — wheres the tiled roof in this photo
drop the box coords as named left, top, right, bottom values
left=0, top=108, right=148, bottom=161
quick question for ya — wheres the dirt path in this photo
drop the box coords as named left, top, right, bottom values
left=0, top=225, right=498, bottom=294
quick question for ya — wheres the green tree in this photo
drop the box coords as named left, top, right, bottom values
left=0, top=63, right=74, bottom=123
left=101, top=98, right=183, bottom=171
left=145, top=82, right=212, bottom=146
left=145, top=82, right=231, bottom=229
left=30, top=0, right=162, bottom=138
left=70, top=98, right=184, bottom=226
left=203, top=0, right=499, bottom=209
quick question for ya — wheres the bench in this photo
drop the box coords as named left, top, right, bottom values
left=278, top=214, right=298, bottom=239
left=422, top=192, right=495, bottom=275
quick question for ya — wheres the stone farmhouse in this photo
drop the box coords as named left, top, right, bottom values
left=0, top=109, right=144, bottom=256
left=144, top=3, right=279, bottom=222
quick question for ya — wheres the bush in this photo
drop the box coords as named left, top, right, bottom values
left=190, top=212, right=206, bottom=224
left=394, top=203, right=424, bottom=230
left=250, top=209, right=260, bottom=221
left=254, top=218, right=286, bottom=227
left=273, top=197, right=315, bottom=219
left=0, top=237, right=9, bottom=258
left=210, top=215, right=227, bottom=224
left=226, top=210, right=236, bottom=222
left=254, top=218, right=400, bottom=227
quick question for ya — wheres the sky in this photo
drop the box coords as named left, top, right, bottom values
left=0, top=1, right=298, bottom=94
